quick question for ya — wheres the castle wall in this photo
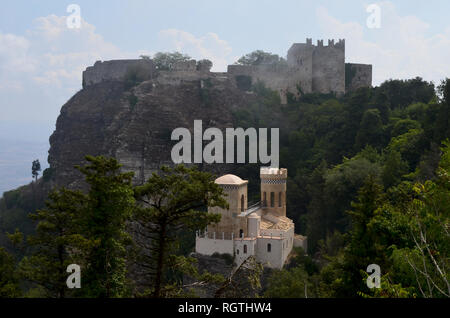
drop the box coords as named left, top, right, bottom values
left=173, top=60, right=197, bottom=71
left=227, top=64, right=289, bottom=90
left=294, top=234, right=308, bottom=252
left=257, top=224, right=293, bottom=268
left=227, top=43, right=316, bottom=103
left=82, top=59, right=156, bottom=88
left=345, top=63, right=372, bottom=92
left=81, top=38, right=372, bottom=104
left=255, top=237, right=285, bottom=269
left=235, top=238, right=257, bottom=267
left=195, top=236, right=234, bottom=255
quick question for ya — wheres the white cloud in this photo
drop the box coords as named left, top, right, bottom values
left=0, top=15, right=134, bottom=124
left=0, top=18, right=237, bottom=127
left=158, top=29, right=236, bottom=71
left=316, top=1, right=450, bottom=86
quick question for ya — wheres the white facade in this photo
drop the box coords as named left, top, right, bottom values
left=195, top=167, right=307, bottom=269
left=195, top=235, right=234, bottom=256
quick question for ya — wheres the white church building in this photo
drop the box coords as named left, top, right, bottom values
left=195, top=167, right=307, bottom=269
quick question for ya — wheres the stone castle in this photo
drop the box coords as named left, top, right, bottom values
left=82, top=38, right=372, bottom=104
left=195, top=167, right=306, bottom=269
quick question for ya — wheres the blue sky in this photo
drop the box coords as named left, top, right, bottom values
left=0, top=0, right=449, bottom=194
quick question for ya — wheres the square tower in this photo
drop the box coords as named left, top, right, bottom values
left=260, top=167, right=287, bottom=217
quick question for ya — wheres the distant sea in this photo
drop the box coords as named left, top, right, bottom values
left=0, top=139, right=49, bottom=198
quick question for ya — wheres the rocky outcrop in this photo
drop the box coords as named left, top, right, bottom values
left=48, top=70, right=261, bottom=189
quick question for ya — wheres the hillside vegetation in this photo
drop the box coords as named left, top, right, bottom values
left=0, top=76, right=449, bottom=298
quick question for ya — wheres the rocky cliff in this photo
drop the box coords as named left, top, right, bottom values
left=48, top=71, right=264, bottom=189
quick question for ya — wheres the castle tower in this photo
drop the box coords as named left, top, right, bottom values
left=208, top=174, right=248, bottom=238
left=260, top=167, right=287, bottom=217
left=312, top=38, right=345, bottom=94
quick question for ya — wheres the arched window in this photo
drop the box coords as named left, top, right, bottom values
left=279, top=192, right=282, bottom=207
left=267, top=243, right=271, bottom=252
left=236, top=249, right=239, bottom=255
left=270, top=192, right=274, bottom=207
left=263, top=192, right=267, bottom=206
left=243, top=245, right=247, bottom=254
left=239, top=229, right=244, bottom=238
left=241, top=194, right=245, bottom=212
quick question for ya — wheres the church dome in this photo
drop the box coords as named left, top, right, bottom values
left=215, top=174, right=246, bottom=185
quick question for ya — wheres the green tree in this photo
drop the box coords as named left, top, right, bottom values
left=19, top=188, right=89, bottom=298
left=382, top=150, right=409, bottom=189
left=391, top=119, right=421, bottom=137
left=236, top=50, right=286, bottom=66
left=434, top=79, right=450, bottom=141
left=307, top=151, right=382, bottom=252
left=387, top=128, right=427, bottom=169
left=197, top=59, right=213, bottom=71
left=133, top=165, right=228, bottom=297
left=0, top=247, right=21, bottom=297
left=32, top=159, right=41, bottom=182
left=355, top=108, right=385, bottom=150
left=265, top=266, right=312, bottom=298
left=306, top=161, right=329, bottom=253
left=341, top=175, right=385, bottom=296
left=152, top=52, right=192, bottom=70
left=76, top=156, right=136, bottom=298
left=400, top=162, right=450, bottom=297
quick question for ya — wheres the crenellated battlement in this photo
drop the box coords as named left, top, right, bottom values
left=298, top=38, right=345, bottom=49
left=260, top=167, right=287, bottom=179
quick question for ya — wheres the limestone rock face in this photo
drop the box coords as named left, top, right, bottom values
left=48, top=75, right=259, bottom=188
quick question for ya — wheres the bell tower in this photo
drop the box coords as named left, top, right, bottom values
left=260, top=167, right=287, bottom=217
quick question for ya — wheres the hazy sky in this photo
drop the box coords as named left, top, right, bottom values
left=0, top=0, right=449, bottom=194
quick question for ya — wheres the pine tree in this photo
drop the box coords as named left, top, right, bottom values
left=0, top=247, right=21, bottom=297
left=32, top=159, right=41, bottom=182
left=133, top=165, right=228, bottom=297
left=19, top=188, right=88, bottom=298
left=341, top=175, right=385, bottom=296
left=76, top=156, right=136, bottom=298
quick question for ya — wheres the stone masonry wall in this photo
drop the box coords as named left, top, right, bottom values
left=287, top=41, right=315, bottom=94
left=82, top=59, right=156, bottom=88
left=312, top=39, right=345, bottom=94
left=345, top=63, right=372, bottom=92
